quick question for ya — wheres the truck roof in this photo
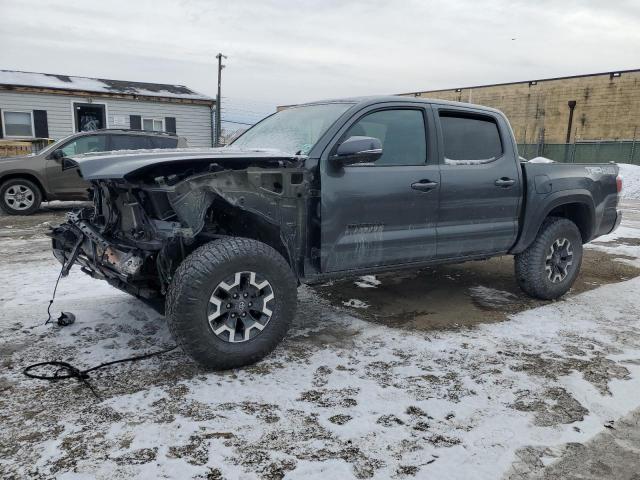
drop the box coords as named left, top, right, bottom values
left=283, top=95, right=505, bottom=116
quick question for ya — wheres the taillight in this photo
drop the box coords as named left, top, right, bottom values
left=616, top=175, right=623, bottom=193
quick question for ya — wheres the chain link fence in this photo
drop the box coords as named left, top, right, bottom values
left=518, top=141, right=640, bottom=164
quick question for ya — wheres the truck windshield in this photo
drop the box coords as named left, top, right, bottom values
left=231, top=103, right=353, bottom=155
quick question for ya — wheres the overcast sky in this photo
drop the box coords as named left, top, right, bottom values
left=1, top=0, right=639, bottom=127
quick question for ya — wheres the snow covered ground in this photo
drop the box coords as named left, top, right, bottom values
left=1, top=202, right=640, bottom=479
left=619, top=163, right=640, bottom=200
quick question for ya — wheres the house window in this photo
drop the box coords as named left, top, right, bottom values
left=2, top=111, right=34, bottom=138
left=142, top=118, right=164, bottom=132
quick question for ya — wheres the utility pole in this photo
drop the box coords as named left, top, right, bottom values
left=215, top=53, right=227, bottom=147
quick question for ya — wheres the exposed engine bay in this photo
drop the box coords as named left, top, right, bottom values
left=50, top=155, right=311, bottom=302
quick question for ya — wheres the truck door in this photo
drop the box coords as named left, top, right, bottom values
left=45, top=134, right=105, bottom=197
left=320, top=104, right=440, bottom=272
left=434, top=107, right=522, bottom=258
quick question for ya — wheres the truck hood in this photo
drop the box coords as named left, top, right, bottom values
left=70, top=147, right=305, bottom=181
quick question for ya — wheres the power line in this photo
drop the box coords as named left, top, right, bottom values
left=222, top=96, right=279, bottom=107
left=221, top=109, right=268, bottom=120
left=222, top=106, right=273, bottom=116
left=222, top=119, right=255, bottom=126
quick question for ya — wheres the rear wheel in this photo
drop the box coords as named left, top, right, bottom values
left=0, top=178, right=42, bottom=215
left=166, top=237, right=297, bottom=369
left=515, top=217, right=583, bottom=300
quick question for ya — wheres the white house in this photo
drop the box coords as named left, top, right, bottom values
left=0, top=70, right=215, bottom=148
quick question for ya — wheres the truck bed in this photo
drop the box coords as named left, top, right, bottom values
left=512, top=161, right=620, bottom=253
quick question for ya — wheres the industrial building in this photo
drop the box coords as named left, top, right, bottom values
left=400, top=69, right=640, bottom=146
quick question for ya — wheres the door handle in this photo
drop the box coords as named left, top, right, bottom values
left=411, top=179, right=439, bottom=192
left=495, top=177, right=516, bottom=188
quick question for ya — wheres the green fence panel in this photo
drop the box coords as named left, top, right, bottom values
left=517, top=141, right=640, bottom=165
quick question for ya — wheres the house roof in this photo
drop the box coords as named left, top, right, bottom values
left=0, top=70, right=214, bottom=103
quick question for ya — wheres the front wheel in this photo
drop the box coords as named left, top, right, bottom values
left=0, top=178, right=42, bottom=215
left=166, top=238, right=297, bottom=369
left=515, top=217, right=583, bottom=300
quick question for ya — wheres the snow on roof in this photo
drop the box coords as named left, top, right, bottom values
left=0, top=70, right=214, bottom=102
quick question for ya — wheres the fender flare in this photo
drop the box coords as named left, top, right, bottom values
left=510, top=189, right=596, bottom=254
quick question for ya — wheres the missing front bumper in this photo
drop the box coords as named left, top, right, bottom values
left=49, top=215, right=154, bottom=299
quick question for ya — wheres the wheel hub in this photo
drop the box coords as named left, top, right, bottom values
left=4, top=184, right=35, bottom=210
left=207, top=271, right=274, bottom=343
left=545, top=238, right=574, bottom=283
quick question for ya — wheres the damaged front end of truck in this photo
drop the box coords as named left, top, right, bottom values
left=49, top=150, right=310, bottom=305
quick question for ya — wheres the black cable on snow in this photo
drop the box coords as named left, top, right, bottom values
left=23, top=345, right=178, bottom=400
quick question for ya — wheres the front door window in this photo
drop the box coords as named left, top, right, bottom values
left=61, top=135, right=107, bottom=156
left=342, top=109, right=427, bottom=166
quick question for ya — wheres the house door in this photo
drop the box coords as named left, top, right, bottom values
left=74, top=103, right=106, bottom=131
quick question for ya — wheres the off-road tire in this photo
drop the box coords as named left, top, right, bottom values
left=0, top=178, right=42, bottom=215
left=515, top=217, right=583, bottom=300
left=166, top=237, right=297, bottom=369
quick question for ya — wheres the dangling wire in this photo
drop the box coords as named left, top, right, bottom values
left=45, top=262, right=66, bottom=325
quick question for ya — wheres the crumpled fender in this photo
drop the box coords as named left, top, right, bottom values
left=166, top=167, right=308, bottom=265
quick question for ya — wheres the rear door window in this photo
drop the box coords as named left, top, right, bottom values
left=149, top=136, right=178, bottom=149
left=110, top=135, right=152, bottom=151
left=439, top=112, right=502, bottom=163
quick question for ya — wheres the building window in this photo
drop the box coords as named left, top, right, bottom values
left=2, top=111, right=34, bottom=138
left=142, top=118, right=164, bottom=132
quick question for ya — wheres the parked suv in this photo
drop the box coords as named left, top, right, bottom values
left=0, top=129, right=187, bottom=215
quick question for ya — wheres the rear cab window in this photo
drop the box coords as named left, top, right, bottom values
left=439, top=111, right=502, bottom=164
left=110, top=135, right=152, bottom=150
left=149, top=136, right=178, bottom=148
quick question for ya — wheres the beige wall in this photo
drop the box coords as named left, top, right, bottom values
left=400, top=70, right=640, bottom=144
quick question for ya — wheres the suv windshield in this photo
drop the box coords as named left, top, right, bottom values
left=37, top=134, right=75, bottom=156
left=232, top=103, right=353, bottom=155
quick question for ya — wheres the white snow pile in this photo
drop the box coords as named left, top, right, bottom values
left=342, top=298, right=369, bottom=309
left=527, top=156, right=555, bottom=163
left=619, top=163, right=640, bottom=200
left=469, top=285, right=519, bottom=309
left=354, top=275, right=381, bottom=288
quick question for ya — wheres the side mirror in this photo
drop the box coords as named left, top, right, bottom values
left=332, top=136, right=383, bottom=166
left=51, top=149, right=65, bottom=160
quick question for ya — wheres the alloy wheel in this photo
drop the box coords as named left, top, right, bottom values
left=545, top=238, right=573, bottom=283
left=4, top=184, right=35, bottom=211
left=207, top=271, right=275, bottom=343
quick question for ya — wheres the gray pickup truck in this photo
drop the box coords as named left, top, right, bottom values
left=51, top=96, right=622, bottom=369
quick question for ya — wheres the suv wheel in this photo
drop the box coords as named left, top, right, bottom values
left=166, top=237, right=297, bottom=369
left=515, top=217, right=583, bottom=300
left=0, top=178, right=43, bottom=215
